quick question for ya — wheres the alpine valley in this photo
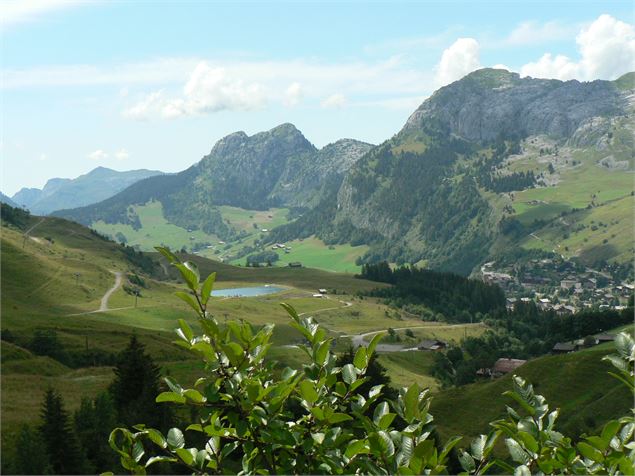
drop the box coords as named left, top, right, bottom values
left=54, top=69, right=634, bottom=275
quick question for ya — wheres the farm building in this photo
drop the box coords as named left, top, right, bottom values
left=492, top=358, right=526, bottom=377
left=417, top=339, right=447, bottom=351
left=552, top=342, right=577, bottom=354
left=288, top=262, right=302, bottom=268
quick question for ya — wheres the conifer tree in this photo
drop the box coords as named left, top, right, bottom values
left=74, top=393, right=118, bottom=472
left=13, top=424, right=51, bottom=475
left=109, top=335, right=173, bottom=431
left=39, top=388, right=86, bottom=474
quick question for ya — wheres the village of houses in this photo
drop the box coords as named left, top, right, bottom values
left=480, top=258, right=633, bottom=315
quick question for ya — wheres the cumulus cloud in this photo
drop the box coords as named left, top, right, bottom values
left=321, top=93, right=347, bottom=109
left=435, top=38, right=481, bottom=86
left=87, top=150, right=108, bottom=161
left=114, top=149, right=129, bottom=161
left=283, top=82, right=303, bottom=107
left=123, top=62, right=266, bottom=119
left=520, top=14, right=635, bottom=80
left=505, top=21, right=576, bottom=46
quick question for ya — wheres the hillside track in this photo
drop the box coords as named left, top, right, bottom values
left=99, top=271, right=123, bottom=312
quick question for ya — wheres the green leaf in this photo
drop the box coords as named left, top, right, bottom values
left=601, top=420, right=620, bottom=445
left=470, top=434, right=487, bottom=461
left=206, top=436, right=220, bottom=455
left=200, top=272, right=217, bottom=305
left=146, top=429, right=167, bottom=449
left=156, top=392, right=186, bottom=404
left=175, top=447, right=194, bottom=466
left=367, top=333, right=384, bottom=357
left=183, top=389, right=206, bottom=403
left=280, top=302, right=299, bottom=321
left=175, top=263, right=199, bottom=291
left=315, top=339, right=331, bottom=367
left=132, top=440, right=145, bottom=462
left=345, top=439, right=369, bottom=458
left=354, top=346, right=368, bottom=370
left=378, top=413, right=396, bottom=430
left=505, top=438, right=529, bottom=464
left=342, top=363, right=357, bottom=385
left=370, top=431, right=395, bottom=457
left=175, top=292, right=201, bottom=316
left=298, top=380, right=319, bottom=404
left=220, top=342, right=244, bottom=366
left=155, top=246, right=179, bottom=264
left=577, top=441, right=604, bottom=463
left=178, top=319, right=194, bottom=341
left=145, top=456, right=177, bottom=468
left=373, top=401, right=389, bottom=425
left=458, top=450, right=475, bottom=472
left=167, top=428, right=185, bottom=450
left=517, top=431, right=539, bottom=454
left=403, top=384, right=420, bottom=422
left=329, top=413, right=354, bottom=424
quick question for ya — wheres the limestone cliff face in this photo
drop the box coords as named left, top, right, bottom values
left=271, top=138, right=374, bottom=207
left=402, top=69, right=628, bottom=142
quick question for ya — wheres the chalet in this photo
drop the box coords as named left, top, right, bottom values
left=595, top=333, right=616, bottom=343
left=318, top=289, right=328, bottom=294
left=417, top=339, right=447, bottom=351
left=552, top=342, right=577, bottom=354
left=492, top=358, right=526, bottom=377
left=506, top=298, right=517, bottom=310
left=560, top=279, right=578, bottom=290
left=584, top=278, right=597, bottom=289
left=288, top=262, right=302, bottom=268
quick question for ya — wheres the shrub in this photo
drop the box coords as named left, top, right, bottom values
left=107, top=247, right=635, bottom=475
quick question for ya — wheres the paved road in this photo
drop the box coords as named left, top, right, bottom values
left=342, top=323, right=483, bottom=352
left=99, top=271, right=123, bottom=312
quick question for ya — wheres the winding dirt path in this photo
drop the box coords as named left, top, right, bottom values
left=99, top=271, right=123, bottom=312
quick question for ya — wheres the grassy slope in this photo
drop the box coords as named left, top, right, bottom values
left=267, top=237, right=368, bottom=273
left=487, top=125, right=634, bottom=264
left=431, top=348, right=632, bottom=445
left=0, top=215, right=403, bottom=440
left=91, top=200, right=219, bottom=250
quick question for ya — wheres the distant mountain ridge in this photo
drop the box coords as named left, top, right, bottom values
left=12, top=167, right=163, bottom=215
left=54, top=126, right=373, bottom=236
left=54, top=69, right=634, bottom=274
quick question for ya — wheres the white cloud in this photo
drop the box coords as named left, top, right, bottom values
left=321, top=93, right=347, bottom=109
left=39, top=153, right=47, bottom=161
left=1, top=0, right=88, bottom=29
left=520, top=54, right=579, bottom=80
left=435, top=38, right=481, bottom=86
left=520, top=14, right=635, bottom=81
left=114, top=149, right=129, bottom=161
left=123, top=62, right=267, bottom=119
left=283, top=82, right=303, bottom=107
left=87, top=149, right=108, bottom=161
left=504, top=21, right=576, bottom=46
left=492, top=64, right=512, bottom=71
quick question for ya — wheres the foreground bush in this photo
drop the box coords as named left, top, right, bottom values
left=109, top=247, right=634, bottom=475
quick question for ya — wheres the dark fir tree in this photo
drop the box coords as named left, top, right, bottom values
left=109, top=335, right=173, bottom=430
left=39, top=388, right=86, bottom=474
left=12, top=424, right=51, bottom=475
left=74, top=393, right=119, bottom=473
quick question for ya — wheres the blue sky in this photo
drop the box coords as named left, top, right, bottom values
left=2, top=0, right=633, bottom=195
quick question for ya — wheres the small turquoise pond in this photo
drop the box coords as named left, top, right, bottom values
left=211, top=286, right=285, bottom=297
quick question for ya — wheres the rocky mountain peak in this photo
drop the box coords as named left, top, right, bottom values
left=402, top=68, right=627, bottom=142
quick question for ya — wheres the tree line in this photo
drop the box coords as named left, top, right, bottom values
left=358, top=262, right=506, bottom=320
left=3, top=336, right=174, bottom=475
